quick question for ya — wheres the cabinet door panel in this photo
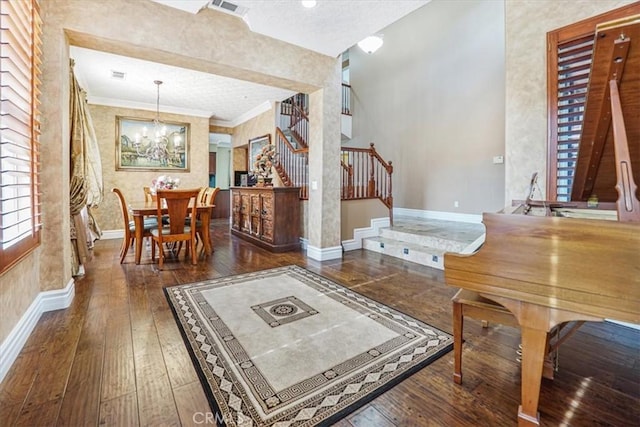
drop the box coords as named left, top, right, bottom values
left=261, top=219, right=273, bottom=242
left=261, top=194, right=274, bottom=220
left=232, top=193, right=241, bottom=230
left=240, top=194, right=251, bottom=232
left=251, top=217, right=260, bottom=236
left=250, top=194, right=261, bottom=217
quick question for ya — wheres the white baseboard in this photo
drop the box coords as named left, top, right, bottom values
left=394, top=208, right=482, bottom=224
left=299, top=237, right=308, bottom=250
left=101, top=229, right=124, bottom=240
left=0, top=279, right=75, bottom=384
left=342, top=217, right=390, bottom=251
left=306, top=244, right=342, bottom=261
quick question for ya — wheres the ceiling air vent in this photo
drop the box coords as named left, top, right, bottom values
left=208, top=0, right=248, bottom=17
left=111, top=70, right=126, bottom=80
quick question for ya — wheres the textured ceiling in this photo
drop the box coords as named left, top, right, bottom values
left=226, top=0, right=429, bottom=57
left=70, top=46, right=296, bottom=126
left=72, top=0, right=429, bottom=127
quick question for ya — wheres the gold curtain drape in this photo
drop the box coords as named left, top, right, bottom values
left=70, top=59, right=104, bottom=275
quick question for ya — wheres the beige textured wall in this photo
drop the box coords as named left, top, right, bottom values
left=0, top=0, right=339, bottom=348
left=308, top=61, right=342, bottom=249
left=0, top=255, right=41, bottom=344
left=233, top=148, right=248, bottom=173
left=232, top=108, right=275, bottom=176
left=350, top=0, right=506, bottom=215
left=341, top=200, right=390, bottom=240
left=504, top=0, right=636, bottom=203
left=89, top=105, right=211, bottom=232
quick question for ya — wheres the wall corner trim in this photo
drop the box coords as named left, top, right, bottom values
left=342, top=217, right=390, bottom=251
left=0, top=279, right=75, bottom=384
left=306, top=244, right=342, bottom=261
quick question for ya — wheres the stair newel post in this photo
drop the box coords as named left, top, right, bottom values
left=368, top=143, right=376, bottom=198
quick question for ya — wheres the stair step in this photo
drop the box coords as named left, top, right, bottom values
left=362, top=236, right=447, bottom=270
left=380, top=228, right=469, bottom=253
left=361, top=217, right=485, bottom=271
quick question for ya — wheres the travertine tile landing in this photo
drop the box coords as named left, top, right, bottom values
left=362, top=216, right=485, bottom=270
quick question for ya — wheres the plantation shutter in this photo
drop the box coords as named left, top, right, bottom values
left=546, top=4, right=640, bottom=201
left=0, top=0, right=42, bottom=273
left=551, top=35, right=594, bottom=202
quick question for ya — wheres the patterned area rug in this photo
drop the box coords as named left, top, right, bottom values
left=165, top=265, right=453, bottom=426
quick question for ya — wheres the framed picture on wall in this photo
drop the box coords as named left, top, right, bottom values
left=115, top=116, right=190, bottom=171
left=248, top=134, right=271, bottom=175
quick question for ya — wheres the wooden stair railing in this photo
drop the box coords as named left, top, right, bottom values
left=281, top=94, right=309, bottom=149
left=341, top=143, right=394, bottom=225
left=275, top=131, right=393, bottom=224
left=341, top=161, right=354, bottom=198
left=275, top=127, right=309, bottom=199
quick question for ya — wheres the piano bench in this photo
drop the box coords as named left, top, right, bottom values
left=452, top=289, right=520, bottom=385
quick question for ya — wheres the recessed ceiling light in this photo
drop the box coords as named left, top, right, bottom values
left=301, top=0, right=316, bottom=8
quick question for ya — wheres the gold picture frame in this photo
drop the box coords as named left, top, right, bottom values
left=116, top=116, right=190, bottom=171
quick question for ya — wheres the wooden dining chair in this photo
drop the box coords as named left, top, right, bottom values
left=143, top=186, right=153, bottom=202
left=196, top=187, right=220, bottom=251
left=150, top=188, right=200, bottom=269
left=111, top=188, right=158, bottom=263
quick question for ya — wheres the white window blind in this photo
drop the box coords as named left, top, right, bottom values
left=554, top=35, right=594, bottom=202
left=0, top=0, right=42, bottom=273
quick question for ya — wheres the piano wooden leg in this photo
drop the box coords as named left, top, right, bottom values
left=453, top=299, right=463, bottom=384
left=517, top=326, right=548, bottom=427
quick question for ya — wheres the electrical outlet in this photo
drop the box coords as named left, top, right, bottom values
left=380, top=242, right=384, bottom=248
left=403, top=248, right=409, bottom=255
left=432, top=255, right=438, bottom=262
left=454, top=201, right=459, bottom=208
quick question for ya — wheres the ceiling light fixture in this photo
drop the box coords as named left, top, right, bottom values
left=132, top=80, right=182, bottom=165
left=357, top=35, right=384, bottom=54
left=301, top=0, right=317, bottom=8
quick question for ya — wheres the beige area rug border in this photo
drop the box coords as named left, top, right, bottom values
left=165, top=265, right=453, bottom=427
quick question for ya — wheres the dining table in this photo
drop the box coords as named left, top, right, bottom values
left=129, top=200, right=215, bottom=265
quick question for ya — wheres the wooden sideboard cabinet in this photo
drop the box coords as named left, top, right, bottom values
left=231, top=186, right=301, bottom=252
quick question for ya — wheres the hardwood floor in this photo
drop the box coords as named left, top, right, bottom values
left=1, top=219, right=638, bottom=426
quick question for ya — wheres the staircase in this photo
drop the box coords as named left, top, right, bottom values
left=276, top=90, right=394, bottom=224
left=362, top=216, right=485, bottom=270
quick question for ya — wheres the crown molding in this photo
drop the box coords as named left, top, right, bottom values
left=209, top=100, right=272, bottom=128
left=87, top=96, right=213, bottom=118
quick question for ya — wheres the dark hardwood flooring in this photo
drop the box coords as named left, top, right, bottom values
left=1, top=219, right=638, bottom=426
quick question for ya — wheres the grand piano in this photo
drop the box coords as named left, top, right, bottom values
left=444, top=15, right=640, bottom=427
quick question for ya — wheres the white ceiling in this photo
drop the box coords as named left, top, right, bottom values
left=71, top=0, right=429, bottom=127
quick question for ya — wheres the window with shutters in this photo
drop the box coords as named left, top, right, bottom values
left=0, top=0, right=42, bottom=274
left=546, top=4, right=640, bottom=201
